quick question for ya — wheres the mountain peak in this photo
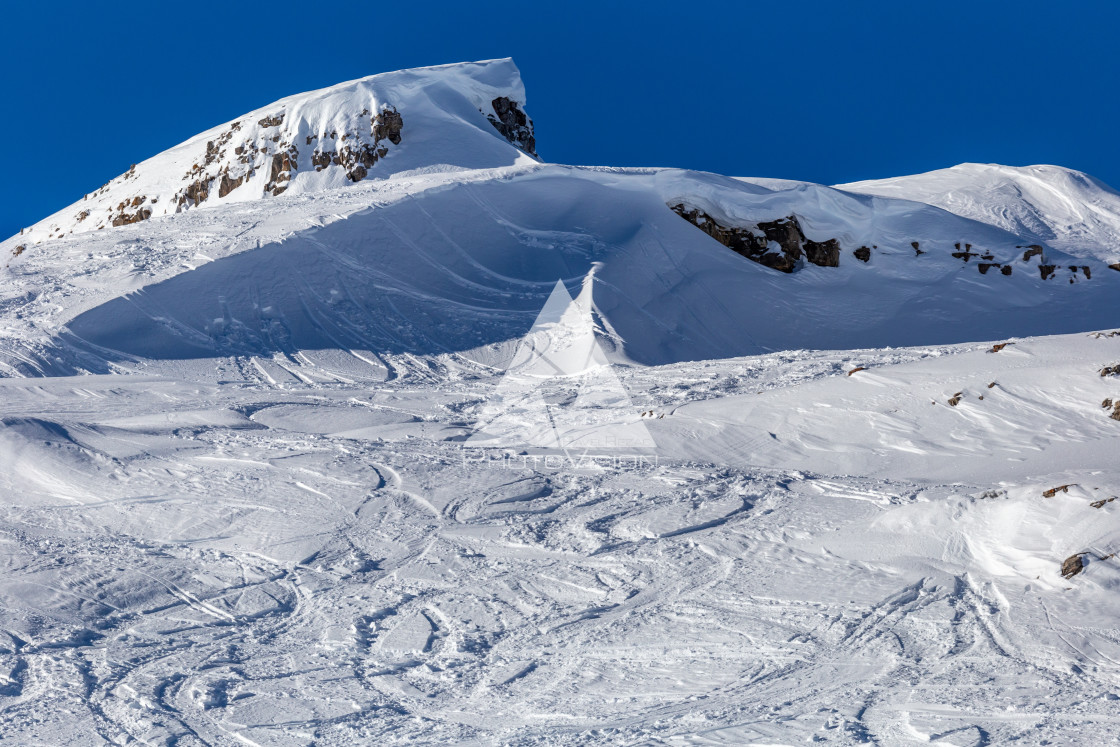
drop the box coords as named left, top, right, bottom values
left=10, top=59, right=537, bottom=246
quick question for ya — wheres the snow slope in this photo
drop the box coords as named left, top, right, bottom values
left=840, top=163, right=1120, bottom=263
left=0, top=332, right=1118, bottom=745
left=3, top=163, right=1119, bottom=376
left=2, top=59, right=1120, bottom=745
left=3, top=63, right=1118, bottom=376
left=8, top=58, right=535, bottom=244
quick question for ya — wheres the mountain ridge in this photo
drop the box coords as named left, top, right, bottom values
left=1, top=60, right=1118, bottom=377
left=839, top=162, right=1120, bottom=263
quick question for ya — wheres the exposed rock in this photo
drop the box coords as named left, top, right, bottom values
left=853, top=246, right=871, bottom=263
left=75, top=210, right=90, bottom=223
left=1021, top=245, right=1044, bottom=261
left=912, top=241, right=924, bottom=256
left=1043, top=484, right=1074, bottom=498
left=670, top=205, right=793, bottom=273
left=265, top=146, right=298, bottom=196
left=311, top=150, right=332, bottom=170
left=948, top=392, right=963, bottom=407
left=953, top=242, right=981, bottom=262
left=1061, top=553, right=1084, bottom=579
left=218, top=173, right=245, bottom=198
left=485, top=97, right=536, bottom=156
left=1111, top=263, right=1120, bottom=272
left=111, top=208, right=152, bottom=227
left=670, top=206, right=847, bottom=273
left=258, top=113, right=284, bottom=128
left=848, top=366, right=868, bottom=376
left=373, top=107, right=403, bottom=145
left=1105, top=398, right=1114, bottom=409
left=803, top=237, right=841, bottom=267
left=1091, top=497, right=1117, bottom=509
left=989, top=343, right=1013, bottom=353
left=1001, top=265, right=1013, bottom=276
left=1101, top=364, right=1120, bottom=377
left=1039, top=264, right=1056, bottom=280
left=180, top=178, right=210, bottom=208
left=978, top=262, right=1000, bottom=274
left=11, top=245, right=25, bottom=257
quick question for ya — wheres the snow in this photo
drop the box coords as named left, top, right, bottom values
left=1, top=59, right=1120, bottom=744
left=839, top=162, right=1120, bottom=263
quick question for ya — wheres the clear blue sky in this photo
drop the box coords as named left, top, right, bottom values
left=4, top=1, right=1119, bottom=241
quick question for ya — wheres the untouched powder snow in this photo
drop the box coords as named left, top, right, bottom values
left=1, top=59, right=1120, bottom=745
left=840, top=162, right=1120, bottom=263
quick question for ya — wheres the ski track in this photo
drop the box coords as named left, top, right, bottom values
left=0, top=335, right=1115, bottom=744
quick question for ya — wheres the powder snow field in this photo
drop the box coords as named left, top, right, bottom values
left=1, top=59, right=1120, bottom=745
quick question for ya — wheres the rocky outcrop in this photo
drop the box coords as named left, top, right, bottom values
left=1039, top=265, right=1057, bottom=280
left=308, top=107, right=402, bottom=183
left=373, top=108, right=403, bottom=145
left=1061, top=553, right=1085, bottom=579
left=669, top=205, right=843, bottom=273
left=218, top=172, right=245, bottom=198
left=110, top=195, right=153, bottom=226
left=1021, top=245, right=1044, bottom=261
left=1101, top=364, right=1120, bottom=377
left=170, top=106, right=403, bottom=210
left=952, top=242, right=981, bottom=262
left=803, top=237, right=841, bottom=267
left=485, top=97, right=536, bottom=156
left=111, top=209, right=152, bottom=227
left=1111, top=263, right=1120, bottom=272
left=853, top=246, right=871, bottom=263
left=265, top=146, right=298, bottom=196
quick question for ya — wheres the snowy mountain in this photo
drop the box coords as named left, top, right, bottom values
left=2, top=60, right=1118, bottom=376
left=2, top=60, right=1120, bottom=745
left=10, top=59, right=536, bottom=244
left=840, top=162, right=1120, bottom=264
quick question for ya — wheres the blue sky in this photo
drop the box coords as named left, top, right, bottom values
left=4, top=1, right=1119, bottom=241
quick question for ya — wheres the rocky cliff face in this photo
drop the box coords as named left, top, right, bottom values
left=485, top=97, right=536, bottom=156
left=669, top=204, right=840, bottom=273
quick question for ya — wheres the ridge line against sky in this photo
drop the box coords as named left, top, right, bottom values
left=3, top=0, right=1119, bottom=241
